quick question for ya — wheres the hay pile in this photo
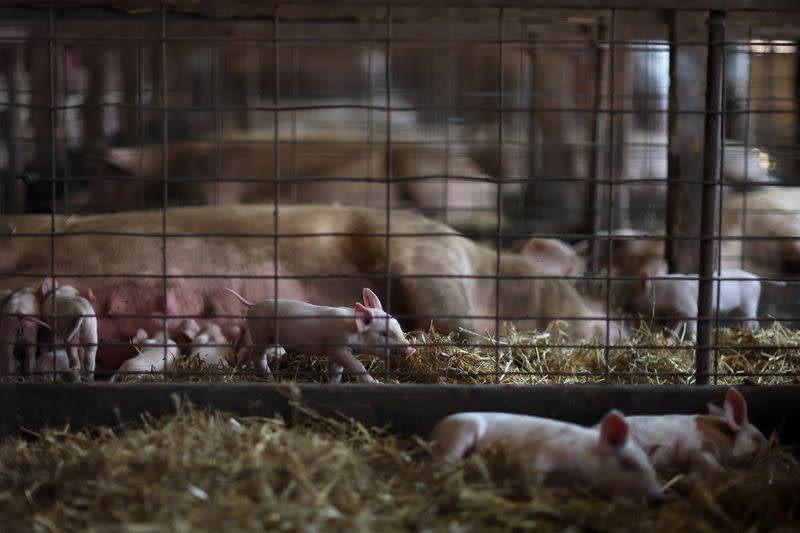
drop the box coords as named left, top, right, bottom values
left=114, top=322, right=800, bottom=385
left=1, top=400, right=798, bottom=532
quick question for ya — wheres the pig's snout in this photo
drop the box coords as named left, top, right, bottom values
left=388, top=344, right=415, bottom=361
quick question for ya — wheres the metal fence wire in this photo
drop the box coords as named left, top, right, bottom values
left=0, top=1, right=799, bottom=386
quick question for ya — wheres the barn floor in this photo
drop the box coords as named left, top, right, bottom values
left=0, top=402, right=798, bottom=532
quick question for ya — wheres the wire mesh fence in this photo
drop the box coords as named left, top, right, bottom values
left=1, top=2, right=799, bottom=385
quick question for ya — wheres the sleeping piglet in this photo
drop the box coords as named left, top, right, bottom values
left=225, top=287, right=416, bottom=383
left=430, top=411, right=663, bottom=501
left=603, top=387, right=768, bottom=474
left=38, top=278, right=99, bottom=379
left=627, top=268, right=765, bottom=338
left=110, top=329, right=180, bottom=382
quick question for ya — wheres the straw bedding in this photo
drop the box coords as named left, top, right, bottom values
left=1, top=399, right=798, bottom=532
left=98, top=321, right=800, bottom=384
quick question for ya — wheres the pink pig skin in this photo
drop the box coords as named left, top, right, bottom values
left=227, top=287, right=415, bottom=383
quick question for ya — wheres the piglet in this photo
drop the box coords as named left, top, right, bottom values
left=627, top=268, right=766, bottom=338
left=31, top=347, right=71, bottom=382
left=38, top=278, right=99, bottom=379
left=110, top=329, right=179, bottom=382
left=609, top=388, right=768, bottom=474
left=226, top=287, right=416, bottom=383
left=430, top=411, right=663, bottom=501
left=173, top=318, right=202, bottom=348
left=188, top=323, right=233, bottom=371
left=1, top=287, right=51, bottom=376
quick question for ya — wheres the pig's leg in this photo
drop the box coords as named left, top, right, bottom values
left=332, top=350, right=376, bottom=384
left=690, top=450, right=722, bottom=474
left=0, top=344, right=13, bottom=377
left=240, top=344, right=273, bottom=379
left=327, top=360, right=344, bottom=384
left=24, top=345, right=37, bottom=377
left=84, top=341, right=97, bottom=381
left=740, top=283, right=761, bottom=331
left=65, top=341, right=81, bottom=371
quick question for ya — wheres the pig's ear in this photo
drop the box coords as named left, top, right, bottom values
left=362, top=288, right=383, bottom=310
left=511, top=237, right=542, bottom=257
left=354, top=303, right=374, bottom=332
left=599, top=409, right=629, bottom=450
left=707, top=402, right=725, bottom=417
left=80, top=288, right=96, bottom=305
left=37, top=277, right=57, bottom=302
left=132, top=328, right=149, bottom=345
left=573, top=240, right=590, bottom=257
left=723, top=387, right=748, bottom=430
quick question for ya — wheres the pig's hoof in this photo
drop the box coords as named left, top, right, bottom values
left=62, top=368, right=82, bottom=383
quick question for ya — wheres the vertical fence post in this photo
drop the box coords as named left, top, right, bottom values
left=586, top=19, right=607, bottom=272
left=696, top=10, right=726, bottom=385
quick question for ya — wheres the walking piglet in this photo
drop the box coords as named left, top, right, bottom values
left=226, top=287, right=415, bottom=383
left=627, top=268, right=767, bottom=338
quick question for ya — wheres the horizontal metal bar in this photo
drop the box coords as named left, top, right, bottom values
left=1, top=384, right=798, bottom=444
left=4, top=1, right=800, bottom=15
left=4, top=101, right=798, bottom=116
left=0, top=35, right=791, bottom=47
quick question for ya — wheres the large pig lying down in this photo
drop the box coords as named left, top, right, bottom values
left=430, top=410, right=663, bottom=501
left=1, top=205, right=623, bottom=371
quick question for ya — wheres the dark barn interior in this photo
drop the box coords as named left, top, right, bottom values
left=1, top=1, right=800, bottom=530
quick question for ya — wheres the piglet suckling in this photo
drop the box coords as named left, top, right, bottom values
left=627, top=268, right=764, bottom=338
left=38, top=278, right=99, bottom=379
left=188, top=323, right=233, bottom=371
left=1, top=287, right=51, bottom=376
left=110, top=329, right=180, bottom=382
left=226, top=287, right=416, bottom=383
left=430, top=411, right=663, bottom=501
left=607, top=388, right=768, bottom=474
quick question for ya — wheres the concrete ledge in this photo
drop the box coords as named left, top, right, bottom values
left=2, top=383, right=799, bottom=442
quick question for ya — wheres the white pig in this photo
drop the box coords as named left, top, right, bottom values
left=627, top=268, right=766, bottom=338
left=1, top=287, right=51, bottom=376
left=603, top=388, right=768, bottom=474
left=225, top=287, right=416, bottom=383
left=173, top=318, right=201, bottom=347
left=509, top=237, right=586, bottom=277
left=430, top=410, right=663, bottom=501
left=31, top=347, right=71, bottom=382
left=110, top=329, right=180, bottom=382
left=38, top=278, right=99, bottom=379
left=188, top=323, right=233, bottom=371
